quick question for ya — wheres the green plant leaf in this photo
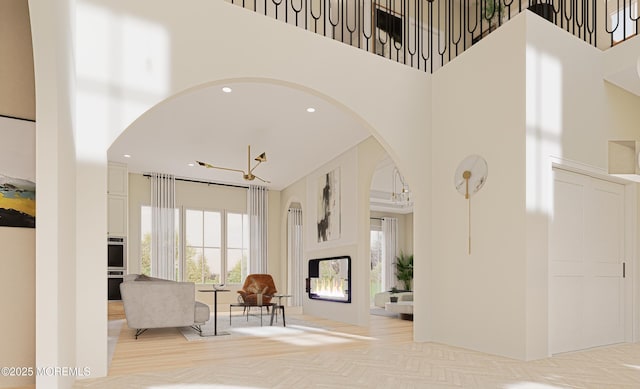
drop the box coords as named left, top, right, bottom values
left=395, top=251, right=413, bottom=291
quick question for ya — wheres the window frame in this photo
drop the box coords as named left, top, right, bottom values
left=183, top=207, right=224, bottom=285
left=225, top=211, right=249, bottom=284
left=140, top=205, right=249, bottom=285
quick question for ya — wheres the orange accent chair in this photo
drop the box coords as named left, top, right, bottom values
left=237, top=274, right=278, bottom=306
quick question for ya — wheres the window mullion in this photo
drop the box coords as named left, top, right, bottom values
left=201, top=210, right=206, bottom=284
left=176, top=208, right=180, bottom=281
left=222, top=211, right=227, bottom=283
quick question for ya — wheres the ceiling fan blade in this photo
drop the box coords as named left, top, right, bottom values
left=249, top=160, right=263, bottom=174
left=253, top=174, right=271, bottom=184
left=197, top=145, right=270, bottom=184
left=196, top=161, right=246, bottom=174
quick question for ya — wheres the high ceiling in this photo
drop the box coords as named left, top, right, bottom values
left=108, top=82, right=371, bottom=190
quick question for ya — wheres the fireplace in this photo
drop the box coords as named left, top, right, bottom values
left=307, top=256, right=351, bottom=303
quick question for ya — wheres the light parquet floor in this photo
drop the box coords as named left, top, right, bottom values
left=74, top=308, right=640, bottom=389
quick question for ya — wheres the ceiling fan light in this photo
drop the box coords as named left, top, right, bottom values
left=196, top=145, right=269, bottom=183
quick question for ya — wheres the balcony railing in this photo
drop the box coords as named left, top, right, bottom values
left=226, top=0, right=639, bottom=72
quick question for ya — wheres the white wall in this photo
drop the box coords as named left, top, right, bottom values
left=280, top=137, right=386, bottom=325
left=29, top=0, right=82, bottom=387
left=0, top=0, right=35, bottom=120
left=279, top=173, right=307, bottom=299
left=127, top=173, right=281, bottom=305
left=524, top=12, right=640, bottom=359
left=0, top=229, right=35, bottom=388
left=430, top=14, right=528, bottom=359
left=0, top=3, right=36, bottom=388
left=355, top=137, right=390, bottom=326
left=427, top=11, right=640, bottom=362
left=304, top=146, right=361, bottom=324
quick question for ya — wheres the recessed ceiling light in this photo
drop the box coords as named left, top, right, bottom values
left=222, top=87, right=232, bottom=93
left=123, top=154, right=131, bottom=158
left=188, top=163, right=195, bottom=167
left=306, top=107, right=316, bottom=113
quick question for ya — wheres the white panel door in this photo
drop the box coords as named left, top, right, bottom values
left=549, top=169, right=625, bottom=354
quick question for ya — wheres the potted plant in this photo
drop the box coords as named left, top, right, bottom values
left=389, top=286, right=399, bottom=303
left=395, top=251, right=413, bottom=292
left=482, top=0, right=506, bottom=25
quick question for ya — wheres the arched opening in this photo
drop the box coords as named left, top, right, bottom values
left=284, top=198, right=304, bottom=311
left=369, top=155, right=414, bottom=322
left=107, top=78, right=415, bottom=330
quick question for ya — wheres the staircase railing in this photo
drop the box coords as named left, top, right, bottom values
left=225, top=0, right=638, bottom=73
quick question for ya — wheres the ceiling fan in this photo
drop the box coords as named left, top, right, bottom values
left=196, top=145, right=270, bottom=183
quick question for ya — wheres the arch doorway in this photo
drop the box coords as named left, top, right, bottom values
left=369, top=155, right=414, bottom=321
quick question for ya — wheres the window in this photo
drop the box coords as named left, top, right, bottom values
left=610, top=0, right=638, bottom=43
left=184, top=209, right=248, bottom=284
left=140, top=206, right=180, bottom=277
left=226, top=212, right=249, bottom=283
left=370, top=220, right=384, bottom=306
left=141, top=206, right=248, bottom=284
left=185, top=209, right=222, bottom=284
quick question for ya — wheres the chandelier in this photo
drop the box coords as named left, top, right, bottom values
left=391, top=167, right=412, bottom=206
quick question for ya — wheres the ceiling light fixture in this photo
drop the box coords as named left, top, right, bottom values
left=306, top=107, right=316, bottom=113
left=391, top=167, right=412, bottom=207
left=123, top=154, right=131, bottom=158
left=197, top=145, right=270, bottom=183
left=222, top=87, right=232, bottom=93
left=188, top=163, right=195, bottom=167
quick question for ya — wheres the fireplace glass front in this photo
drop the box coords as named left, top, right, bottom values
left=307, top=256, right=351, bottom=303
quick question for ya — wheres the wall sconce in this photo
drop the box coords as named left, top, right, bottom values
left=608, top=140, right=640, bottom=182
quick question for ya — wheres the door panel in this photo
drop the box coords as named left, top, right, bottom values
left=549, top=178, right=585, bottom=263
left=550, top=169, right=625, bottom=354
left=589, top=181, right=623, bottom=264
left=589, top=276, right=623, bottom=347
left=550, top=275, right=585, bottom=353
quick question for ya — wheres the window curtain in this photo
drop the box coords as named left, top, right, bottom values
left=248, top=185, right=268, bottom=274
left=287, top=207, right=303, bottom=306
left=382, top=217, right=398, bottom=291
left=151, top=173, right=176, bottom=280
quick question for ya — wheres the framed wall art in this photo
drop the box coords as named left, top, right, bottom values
left=0, top=116, right=35, bottom=228
left=317, top=167, right=340, bottom=242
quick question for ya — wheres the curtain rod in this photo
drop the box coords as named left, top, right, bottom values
left=143, top=174, right=248, bottom=189
left=370, top=217, right=384, bottom=221
left=0, top=114, right=35, bottom=122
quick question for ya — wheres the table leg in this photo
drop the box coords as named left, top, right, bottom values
left=214, top=290, right=218, bottom=335
left=281, top=305, right=286, bottom=327
left=200, top=290, right=229, bottom=337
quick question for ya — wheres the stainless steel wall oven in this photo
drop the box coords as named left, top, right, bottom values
left=107, top=236, right=126, bottom=300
